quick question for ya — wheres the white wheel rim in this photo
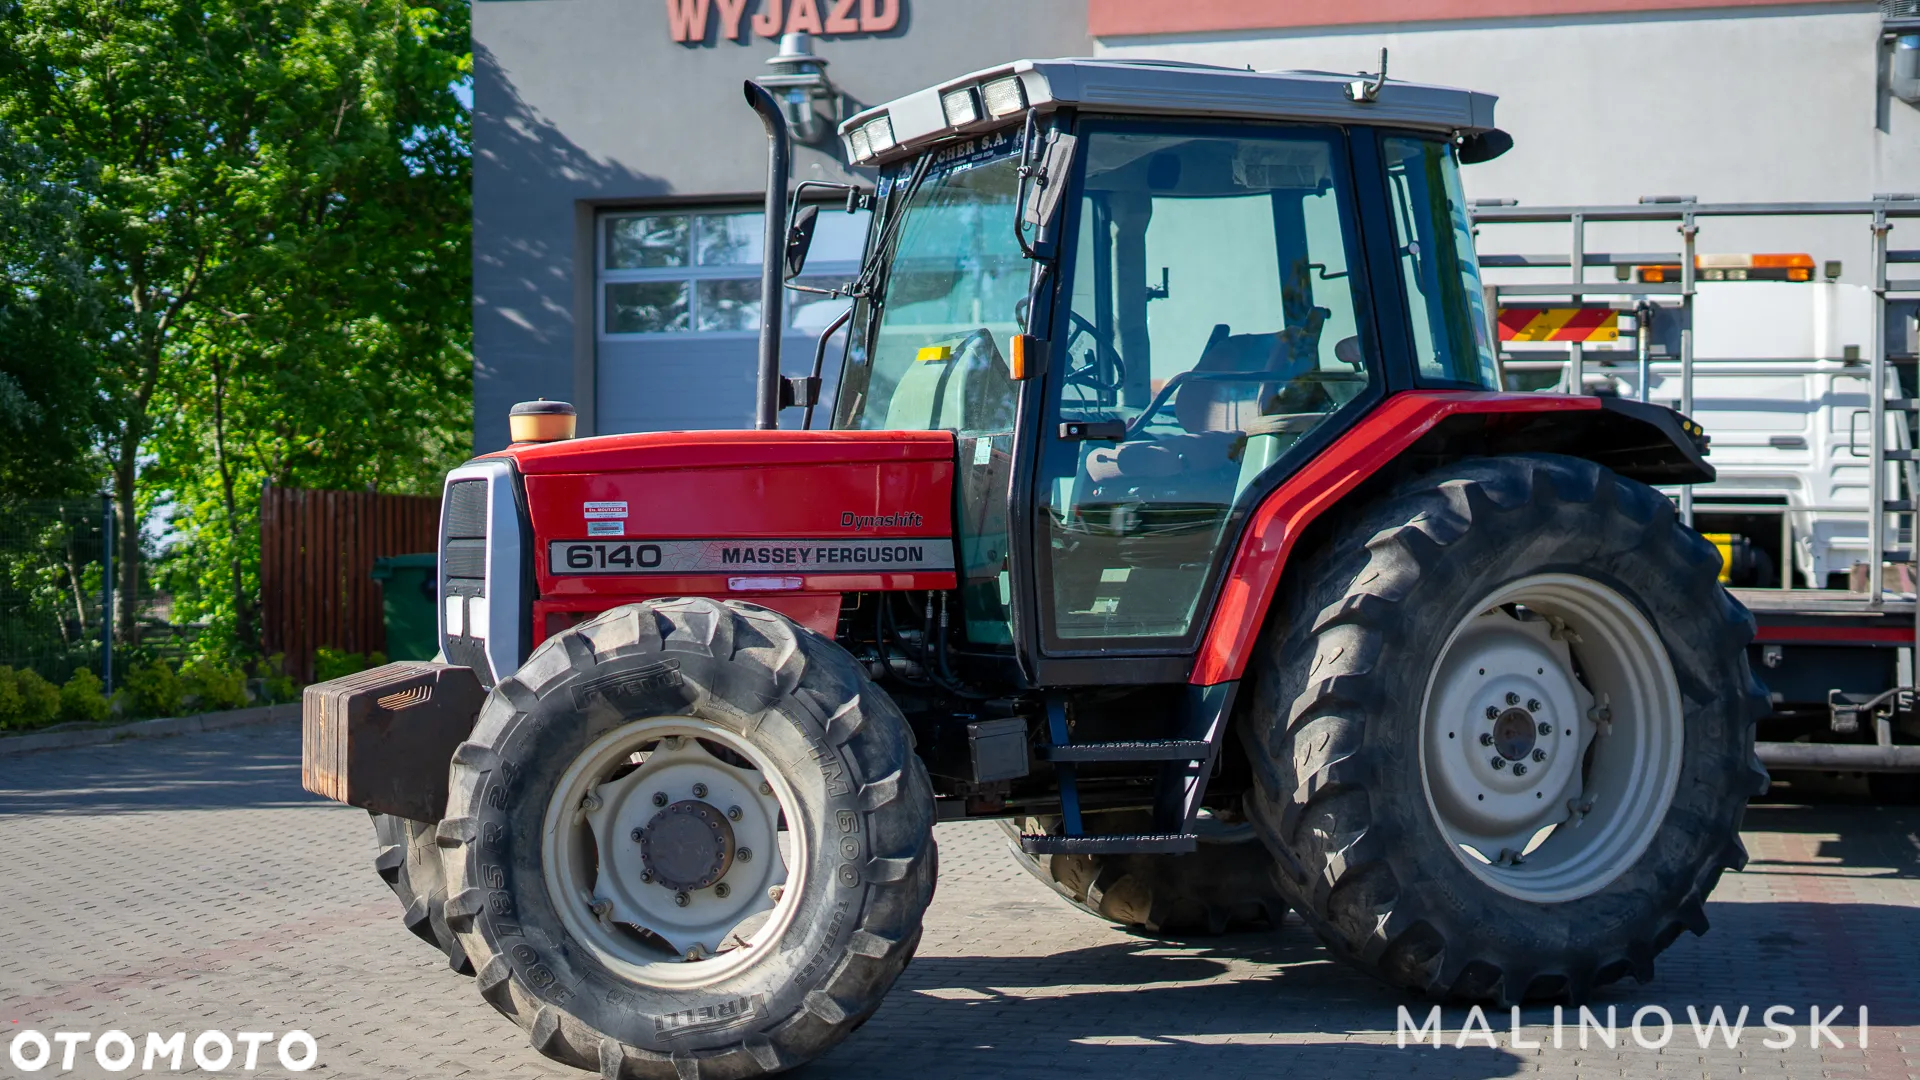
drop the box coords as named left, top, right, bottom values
left=542, top=717, right=806, bottom=988
left=1418, top=573, right=1684, bottom=903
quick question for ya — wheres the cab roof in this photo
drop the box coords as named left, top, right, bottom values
left=838, top=57, right=1501, bottom=170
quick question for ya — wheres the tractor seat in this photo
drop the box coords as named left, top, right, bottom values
left=1082, top=327, right=1339, bottom=496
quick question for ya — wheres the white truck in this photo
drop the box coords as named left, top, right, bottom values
left=1472, top=199, right=1920, bottom=799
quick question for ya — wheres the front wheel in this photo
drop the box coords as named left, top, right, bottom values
left=1242, top=454, right=1768, bottom=1005
left=437, top=599, right=936, bottom=1078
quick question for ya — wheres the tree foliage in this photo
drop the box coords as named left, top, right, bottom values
left=0, top=0, right=472, bottom=662
left=0, top=124, right=102, bottom=498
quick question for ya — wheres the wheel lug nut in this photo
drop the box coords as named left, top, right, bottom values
left=640, top=870, right=653, bottom=883
left=1485, top=706, right=1500, bottom=720
left=674, top=891, right=690, bottom=907
left=1513, top=763, right=1528, bottom=776
left=652, top=792, right=668, bottom=807
left=727, top=805, right=742, bottom=821
left=1491, top=757, right=1507, bottom=770
left=1527, top=699, right=1541, bottom=712
left=692, top=783, right=708, bottom=799
left=1532, top=749, right=1547, bottom=762
left=714, top=882, right=731, bottom=898
left=1505, top=692, right=1519, bottom=706
left=1538, top=721, right=1553, bottom=736
left=737, top=847, right=753, bottom=862
left=1479, top=732, right=1494, bottom=746
left=760, top=781, right=774, bottom=796
left=767, top=885, right=784, bottom=902
left=630, top=827, right=644, bottom=842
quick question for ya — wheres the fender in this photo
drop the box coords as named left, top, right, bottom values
left=1190, top=390, right=1712, bottom=686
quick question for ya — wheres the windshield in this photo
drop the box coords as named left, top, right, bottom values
left=832, top=138, right=1026, bottom=433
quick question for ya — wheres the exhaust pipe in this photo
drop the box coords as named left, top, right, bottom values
left=744, top=81, right=791, bottom=431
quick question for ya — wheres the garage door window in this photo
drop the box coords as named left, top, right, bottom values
left=600, top=208, right=867, bottom=337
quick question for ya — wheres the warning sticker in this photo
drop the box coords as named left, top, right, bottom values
left=549, top=538, right=954, bottom=575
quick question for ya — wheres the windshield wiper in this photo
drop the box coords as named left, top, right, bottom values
left=849, top=152, right=935, bottom=303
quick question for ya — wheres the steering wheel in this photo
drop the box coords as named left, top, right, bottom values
left=1062, top=311, right=1124, bottom=393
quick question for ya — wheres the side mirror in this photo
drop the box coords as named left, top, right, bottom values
left=784, top=203, right=820, bottom=281
left=1457, top=128, right=1513, bottom=165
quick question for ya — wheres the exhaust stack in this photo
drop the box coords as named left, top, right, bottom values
left=743, top=81, right=791, bottom=431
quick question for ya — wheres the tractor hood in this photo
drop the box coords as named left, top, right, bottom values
left=493, top=428, right=955, bottom=475
left=484, top=429, right=960, bottom=644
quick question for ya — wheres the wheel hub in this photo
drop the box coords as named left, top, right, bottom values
left=640, top=800, right=735, bottom=891
left=548, top=726, right=793, bottom=972
left=1490, top=708, right=1538, bottom=761
left=1419, top=574, right=1685, bottom=903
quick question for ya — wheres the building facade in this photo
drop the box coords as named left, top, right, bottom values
left=472, top=0, right=1920, bottom=452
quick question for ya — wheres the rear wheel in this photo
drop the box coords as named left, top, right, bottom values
left=1242, top=454, right=1767, bottom=1004
left=437, top=599, right=936, bottom=1078
left=1000, top=811, right=1285, bottom=935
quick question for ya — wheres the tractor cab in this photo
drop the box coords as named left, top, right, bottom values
left=802, top=59, right=1509, bottom=680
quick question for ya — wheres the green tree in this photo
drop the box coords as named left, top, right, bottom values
left=0, top=0, right=472, bottom=658
left=0, top=123, right=103, bottom=498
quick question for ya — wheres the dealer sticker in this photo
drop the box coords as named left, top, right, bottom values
left=583, top=501, right=629, bottom=519
left=550, top=538, right=954, bottom=575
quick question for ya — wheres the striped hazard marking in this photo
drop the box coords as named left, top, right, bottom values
left=1498, top=307, right=1619, bottom=343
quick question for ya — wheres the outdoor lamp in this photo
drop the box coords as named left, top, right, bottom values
left=758, top=32, right=838, bottom=145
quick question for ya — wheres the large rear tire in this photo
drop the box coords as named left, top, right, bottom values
left=1000, top=812, right=1285, bottom=935
left=1241, top=454, right=1768, bottom=1005
left=437, top=598, right=936, bottom=1078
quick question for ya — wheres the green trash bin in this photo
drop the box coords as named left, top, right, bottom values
left=371, top=553, right=439, bottom=662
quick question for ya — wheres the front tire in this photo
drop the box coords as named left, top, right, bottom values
left=438, top=599, right=936, bottom=1077
left=1242, top=454, right=1768, bottom=1004
left=370, top=811, right=474, bottom=974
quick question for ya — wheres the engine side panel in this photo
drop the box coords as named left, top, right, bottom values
left=517, top=432, right=959, bottom=649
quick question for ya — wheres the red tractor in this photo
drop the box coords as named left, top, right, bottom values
left=304, top=58, right=1767, bottom=1077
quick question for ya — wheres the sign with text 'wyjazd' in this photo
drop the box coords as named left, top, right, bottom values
left=668, top=0, right=904, bottom=45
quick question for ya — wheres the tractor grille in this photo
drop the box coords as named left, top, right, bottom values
left=441, top=479, right=494, bottom=682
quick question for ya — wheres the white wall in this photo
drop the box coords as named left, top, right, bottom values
left=1096, top=5, right=1920, bottom=285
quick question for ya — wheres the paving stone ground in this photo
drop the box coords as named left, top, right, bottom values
left=2, top=720, right=1918, bottom=1079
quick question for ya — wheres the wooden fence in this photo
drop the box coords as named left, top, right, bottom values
left=260, top=485, right=440, bottom=684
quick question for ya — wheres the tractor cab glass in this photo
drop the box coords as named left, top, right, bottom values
left=833, top=136, right=1027, bottom=645
left=1383, top=136, right=1499, bottom=388
left=832, top=143, right=1024, bottom=435
left=1038, top=123, right=1376, bottom=647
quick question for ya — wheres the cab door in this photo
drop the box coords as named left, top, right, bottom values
left=1027, top=121, right=1384, bottom=673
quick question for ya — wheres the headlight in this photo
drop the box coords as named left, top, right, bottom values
left=941, top=87, right=981, bottom=127
left=982, top=76, right=1026, bottom=118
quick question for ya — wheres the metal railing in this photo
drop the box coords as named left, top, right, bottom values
left=1469, top=196, right=1920, bottom=604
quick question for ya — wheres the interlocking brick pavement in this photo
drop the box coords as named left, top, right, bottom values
left=2, top=720, right=1917, bottom=1079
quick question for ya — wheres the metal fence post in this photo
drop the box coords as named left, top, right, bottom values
left=1870, top=204, right=1891, bottom=604
left=100, top=492, right=113, bottom=695
left=1678, top=212, right=1697, bottom=527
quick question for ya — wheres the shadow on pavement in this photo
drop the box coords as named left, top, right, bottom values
left=818, top=936, right=1524, bottom=1079
left=1740, top=802, right=1920, bottom=879
left=0, top=721, right=326, bottom=815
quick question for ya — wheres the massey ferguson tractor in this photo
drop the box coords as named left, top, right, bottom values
left=303, top=58, right=1767, bottom=1077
